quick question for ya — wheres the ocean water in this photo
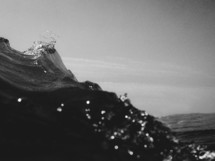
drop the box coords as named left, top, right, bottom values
left=160, top=113, right=215, bottom=150
left=1, top=37, right=215, bottom=161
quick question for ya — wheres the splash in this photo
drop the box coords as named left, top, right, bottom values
left=39, top=30, right=59, bottom=45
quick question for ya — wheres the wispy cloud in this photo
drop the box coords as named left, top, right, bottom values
left=63, top=57, right=126, bottom=70
left=62, top=56, right=215, bottom=87
left=62, top=56, right=215, bottom=116
left=100, top=82, right=215, bottom=116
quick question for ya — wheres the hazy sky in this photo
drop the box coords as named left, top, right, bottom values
left=1, top=0, right=215, bottom=116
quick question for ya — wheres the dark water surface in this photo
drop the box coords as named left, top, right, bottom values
left=160, top=113, right=215, bottom=150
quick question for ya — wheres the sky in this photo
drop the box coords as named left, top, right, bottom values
left=1, top=0, right=215, bottom=116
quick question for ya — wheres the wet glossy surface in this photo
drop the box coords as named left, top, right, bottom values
left=0, top=37, right=215, bottom=160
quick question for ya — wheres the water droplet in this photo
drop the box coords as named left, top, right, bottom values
left=110, top=135, right=115, bottom=140
left=125, top=115, right=130, bottom=119
left=128, top=150, right=134, bottom=155
left=101, top=110, right=106, bottom=114
left=85, top=108, right=90, bottom=112
left=141, top=111, right=148, bottom=116
left=89, top=85, right=93, bottom=90
left=141, top=127, right=145, bottom=131
left=138, top=120, right=143, bottom=124
left=173, top=137, right=179, bottom=143
left=149, top=137, right=154, bottom=142
left=114, top=145, right=119, bottom=150
left=129, top=109, right=133, bottom=114
left=57, top=107, right=62, bottom=112
left=86, top=100, right=90, bottom=105
left=93, top=123, right=98, bottom=127
left=61, top=103, right=64, bottom=107
left=86, top=114, right=91, bottom=119
left=17, top=98, right=22, bottom=103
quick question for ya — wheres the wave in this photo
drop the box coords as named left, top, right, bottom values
left=175, top=129, right=215, bottom=150
left=0, top=37, right=215, bottom=161
left=160, top=113, right=215, bottom=151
